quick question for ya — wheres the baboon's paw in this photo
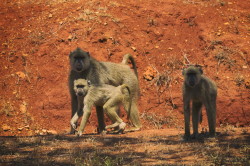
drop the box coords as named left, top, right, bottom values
left=191, top=133, right=200, bottom=139
left=182, top=134, right=191, bottom=141
left=119, top=122, right=126, bottom=130
left=77, top=131, right=83, bottom=137
left=71, top=123, right=76, bottom=130
left=100, top=130, right=107, bottom=135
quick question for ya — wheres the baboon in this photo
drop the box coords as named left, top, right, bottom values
left=182, top=65, right=217, bottom=140
left=68, top=48, right=141, bottom=134
left=70, top=79, right=131, bottom=136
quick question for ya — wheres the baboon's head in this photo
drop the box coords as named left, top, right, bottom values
left=69, top=48, right=90, bottom=72
left=73, top=79, right=91, bottom=97
left=182, top=65, right=203, bottom=88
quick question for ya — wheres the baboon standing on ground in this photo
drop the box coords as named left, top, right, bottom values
left=71, top=79, right=131, bottom=136
left=68, top=48, right=141, bottom=134
left=182, top=65, right=217, bottom=140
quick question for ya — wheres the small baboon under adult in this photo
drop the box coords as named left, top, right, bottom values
left=70, top=79, right=131, bottom=136
left=182, top=65, right=217, bottom=139
left=68, top=48, right=141, bottom=134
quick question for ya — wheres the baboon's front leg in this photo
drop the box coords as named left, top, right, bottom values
left=78, top=107, right=91, bottom=136
left=184, top=100, right=191, bottom=140
left=192, top=102, right=202, bottom=138
left=70, top=95, right=78, bottom=134
left=70, top=112, right=79, bottom=130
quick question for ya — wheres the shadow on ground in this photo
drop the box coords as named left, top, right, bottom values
left=0, top=130, right=249, bottom=165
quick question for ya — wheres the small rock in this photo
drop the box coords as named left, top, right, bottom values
left=39, top=132, right=46, bottom=136
left=143, top=66, right=157, bottom=81
left=216, top=32, right=221, bottom=36
left=68, top=34, right=77, bottom=41
left=47, top=130, right=57, bottom=135
left=18, top=127, right=23, bottom=131
left=22, top=53, right=29, bottom=57
left=2, top=124, right=11, bottom=131
left=42, top=129, right=47, bottom=133
left=20, top=101, right=27, bottom=114
left=68, top=34, right=73, bottom=40
left=131, top=47, right=137, bottom=51
left=16, top=71, right=26, bottom=79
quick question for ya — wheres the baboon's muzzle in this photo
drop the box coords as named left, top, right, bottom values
left=77, top=91, right=84, bottom=97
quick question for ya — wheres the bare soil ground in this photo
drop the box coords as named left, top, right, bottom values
left=0, top=0, right=249, bottom=165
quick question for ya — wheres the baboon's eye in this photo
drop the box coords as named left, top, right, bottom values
left=77, top=85, right=85, bottom=88
left=75, top=57, right=84, bottom=60
left=187, top=73, right=196, bottom=76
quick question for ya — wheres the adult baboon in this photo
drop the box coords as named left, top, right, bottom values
left=70, top=79, right=131, bottom=136
left=68, top=48, right=141, bottom=134
left=182, top=65, right=217, bottom=140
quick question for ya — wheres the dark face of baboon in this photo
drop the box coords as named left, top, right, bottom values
left=73, top=79, right=91, bottom=97
left=183, top=65, right=203, bottom=88
left=69, top=48, right=90, bottom=72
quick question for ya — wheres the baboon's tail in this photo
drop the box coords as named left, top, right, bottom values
left=120, top=84, right=132, bottom=120
left=122, top=54, right=138, bottom=78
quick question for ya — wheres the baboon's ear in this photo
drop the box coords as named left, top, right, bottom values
left=69, top=51, right=72, bottom=58
left=87, top=80, right=91, bottom=86
left=87, top=52, right=90, bottom=57
left=182, top=69, right=186, bottom=76
left=199, top=68, right=203, bottom=74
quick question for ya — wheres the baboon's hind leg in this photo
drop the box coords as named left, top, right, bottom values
left=192, top=101, right=202, bottom=138
left=96, top=106, right=106, bottom=134
left=205, top=100, right=216, bottom=136
left=184, top=101, right=191, bottom=139
left=103, top=101, right=126, bottom=133
left=125, top=101, right=141, bottom=132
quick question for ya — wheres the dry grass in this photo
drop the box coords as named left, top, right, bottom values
left=0, top=100, right=14, bottom=116
left=234, top=74, right=245, bottom=87
left=1, top=127, right=249, bottom=165
left=141, top=112, right=176, bottom=129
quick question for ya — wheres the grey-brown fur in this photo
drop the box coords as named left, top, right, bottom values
left=70, top=79, right=131, bottom=136
left=182, top=65, right=217, bottom=140
left=68, top=48, right=141, bottom=134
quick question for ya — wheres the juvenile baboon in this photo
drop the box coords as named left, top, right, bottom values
left=182, top=65, right=217, bottom=140
left=68, top=48, right=141, bottom=134
left=70, top=79, right=131, bottom=136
